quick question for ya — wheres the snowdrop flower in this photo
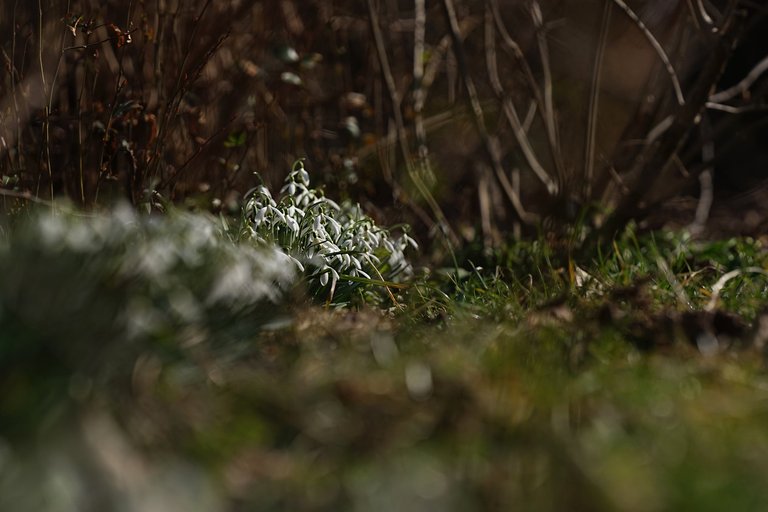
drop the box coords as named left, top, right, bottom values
left=246, top=161, right=418, bottom=300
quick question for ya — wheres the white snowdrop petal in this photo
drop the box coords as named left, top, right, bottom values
left=290, top=256, right=305, bottom=272
left=254, top=207, right=267, bottom=224
left=272, top=208, right=286, bottom=224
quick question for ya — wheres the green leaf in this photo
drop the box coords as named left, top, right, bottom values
left=224, top=132, right=247, bottom=148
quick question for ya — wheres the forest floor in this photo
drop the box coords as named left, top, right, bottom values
left=2, top=211, right=768, bottom=511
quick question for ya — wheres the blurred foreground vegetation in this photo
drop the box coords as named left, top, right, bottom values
left=2, top=206, right=768, bottom=511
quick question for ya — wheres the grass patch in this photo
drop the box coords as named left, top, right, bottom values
left=2, top=208, right=768, bottom=511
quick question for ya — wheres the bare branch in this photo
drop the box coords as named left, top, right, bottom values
left=611, top=0, right=686, bottom=106
left=483, top=4, right=557, bottom=196
left=442, top=0, right=539, bottom=223
left=488, top=0, right=562, bottom=177
left=708, top=268, right=768, bottom=312
left=706, top=101, right=768, bottom=113
left=531, top=1, right=560, bottom=161
left=585, top=0, right=612, bottom=196
left=687, top=116, right=714, bottom=235
left=696, top=0, right=716, bottom=26
left=709, top=54, right=768, bottom=103
left=413, top=0, right=429, bottom=165
left=366, top=0, right=458, bottom=244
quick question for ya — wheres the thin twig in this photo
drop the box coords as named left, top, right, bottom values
left=488, top=0, right=562, bottom=185
left=645, top=115, right=675, bottom=144
left=0, top=188, right=94, bottom=217
left=655, top=255, right=692, bottom=310
left=705, top=101, right=768, bottom=114
left=585, top=0, right=612, bottom=197
left=365, top=254, right=402, bottom=309
left=366, top=0, right=459, bottom=245
left=148, top=0, right=213, bottom=182
left=38, top=0, right=53, bottom=201
left=62, top=30, right=139, bottom=52
left=690, top=169, right=713, bottom=234
left=708, top=267, right=768, bottom=312
left=687, top=115, right=714, bottom=235
left=709, top=54, right=768, bottom=103
left=159, top=115, right=237, bottom=189
left=696, top=0, right=716, bottom=26
left=95, top=2, right=136, bottom=204
left=484, top=5, right=557, bottom=196
left=0, top=188, right=52, bottom=206
left=611, top=0, right=686, bottom=106
left=531, top=1, right=560, bottom=161
left=45, top=0, right=74, bottom=201
left=591, top=0, right=743, bottom=243
left=10, top=2, right=23, bottom=174
left=477, top=163, right=496, bottom=247
left=421, top=18, right=481, bottom=108
left=413, top=0, right=426, bottom=111
left=522, top=101, right=537, bottom=132
left=412, top=0, right=432, bottom=183
left=446, top=1, right=538, bottom=224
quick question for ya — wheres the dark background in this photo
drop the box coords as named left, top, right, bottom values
left=1, top=0, right=767, bottom=245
